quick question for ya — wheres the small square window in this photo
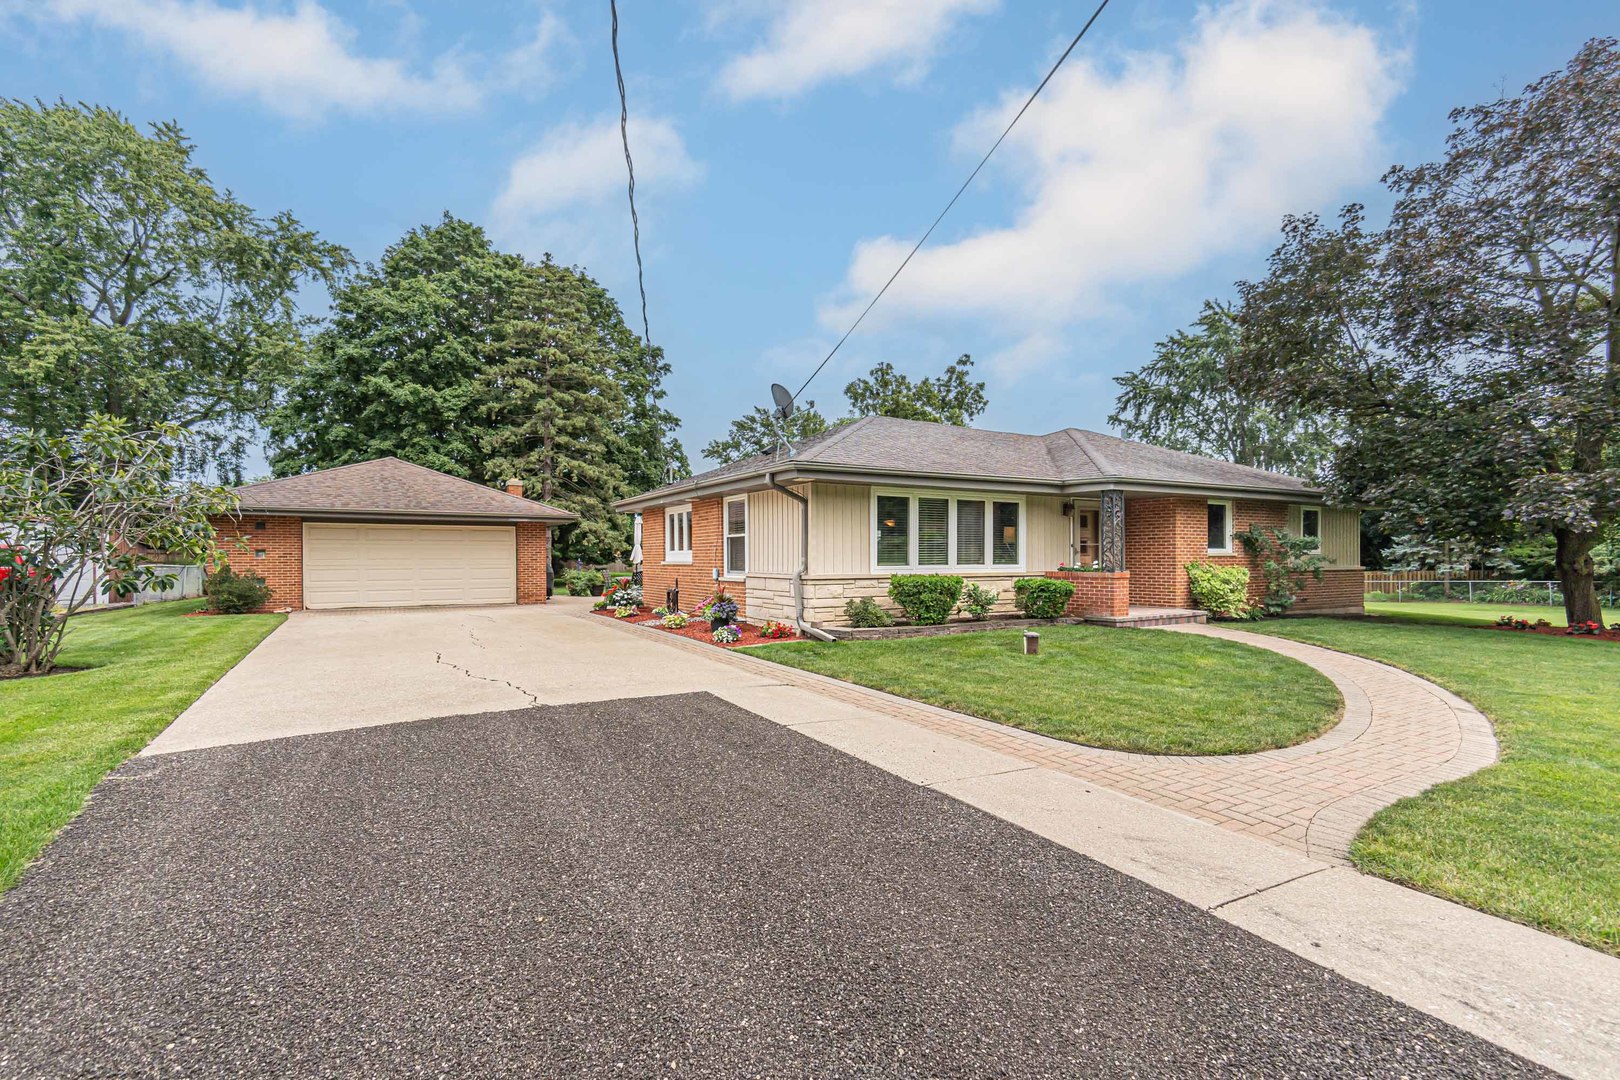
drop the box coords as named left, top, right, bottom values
left=254, top=549, right=267, bottom=559
left=254, top=520, right=267, bottom=531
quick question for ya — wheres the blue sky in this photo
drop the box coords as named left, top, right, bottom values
left=2, top=1, right=1610, bottom=472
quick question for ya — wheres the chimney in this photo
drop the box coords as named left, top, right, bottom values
left=505, top=478, right=524, bottom=498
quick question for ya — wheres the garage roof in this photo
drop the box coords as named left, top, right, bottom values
left=232, top=458, right=577, bottom=523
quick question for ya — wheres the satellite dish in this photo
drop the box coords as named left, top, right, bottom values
left=770, top=383, right=796, bottom=420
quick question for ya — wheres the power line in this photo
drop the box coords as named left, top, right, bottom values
left=793, top=0, right=1112, bottom=402
left=610, top=0, right=652, bottom=347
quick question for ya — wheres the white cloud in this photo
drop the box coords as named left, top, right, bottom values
left=716, top=0, right=998, bottom=102
left=493, top=116, right=703, bottom=225
left=821, top=0, right=1403, bottom=360
left=39, top=0, right=565, bottom=119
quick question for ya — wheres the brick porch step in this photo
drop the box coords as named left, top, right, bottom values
left=1085, top=606, right=1208, bottom=628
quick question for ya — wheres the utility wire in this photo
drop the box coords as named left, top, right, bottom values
left=793, top=0, right=1112, bottom=401
left=610, top=0, right=652, bottom=347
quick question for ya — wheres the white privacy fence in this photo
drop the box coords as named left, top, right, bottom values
left=1365, top=578, right=1579, bottom=606
left=53, top=562, right=206, bottom=607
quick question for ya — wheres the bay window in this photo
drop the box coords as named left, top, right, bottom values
left=872, top=490, right=1022, bottom=571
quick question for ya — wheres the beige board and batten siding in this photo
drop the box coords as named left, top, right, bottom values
left=1290, top=505, right=1362, bottom=568
left=743, top=487, right=805, bottom=575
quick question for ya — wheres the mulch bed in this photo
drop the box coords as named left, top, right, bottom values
left=589, top=605, right=797, bottom=649
left=1486, top=622, right=1620, bottom=642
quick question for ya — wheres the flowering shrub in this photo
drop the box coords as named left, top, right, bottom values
left=706, top=592, right=739, bottom=626
left=758, top=620, right=796, bottom=639
left=712, top=624, right=742, bottom=644
left=608, top=581, right=643, bottom=613
left=661, top=611, right=688, bottom=628
left=1567, top=620, right=1603, bottom=636
left=1496, top=614, right=1532, bottom=630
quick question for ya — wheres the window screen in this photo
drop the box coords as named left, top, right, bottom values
left=876, top=495, right=910, bottom=566
left=992, top=501, right=1019, bottom=565
left=955, top=500, right=985, bottom=565
left=1208, top=502, right=1229, bottom=551
left=725, top=499, right=747, bottom=574
left=917, top=497, right=949, bottom=565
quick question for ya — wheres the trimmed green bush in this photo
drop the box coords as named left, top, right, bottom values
left=1012, top=577, right=1074, bottom=619
left=887, top=574, right=964, bottom=625
left=559, top=568, right=602, bottom=596
left=959, top=582, right=999, bottom=620
left=203, top=565, right=272, bottom=614
left=1186, top=562, right=1252, bottom=619
left=843, top=596, right=893, bottom=628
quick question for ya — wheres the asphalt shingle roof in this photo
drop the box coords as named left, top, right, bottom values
left=620, top=416, right=1316, bottom=508
left=233, top=458, right=576, bottom=521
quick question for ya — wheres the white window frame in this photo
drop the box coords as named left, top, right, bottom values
left=664, top=503, right=693, bottom=564
left=869, top=487, right=1025, bottom=573
left=722, top=496, right=748, bottom=580
left=1207, top=499, right=1234, bottom=555
left=1297, top=505, right=1323, bottom=551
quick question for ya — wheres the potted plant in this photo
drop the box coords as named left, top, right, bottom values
left=708, top=590, right=739, bottom=631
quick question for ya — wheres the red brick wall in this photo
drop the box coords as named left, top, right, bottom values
left=516, top=522, right=551, bottom=604
left=639, top=496, right=746, bottom=613
left=1047, top=571, right=1130, bottom=617
left=1125, top=496, right=1362, bottom=614
left=209, top=513, right=302, bottom=611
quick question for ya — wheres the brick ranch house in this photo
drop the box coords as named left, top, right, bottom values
left=615, top=416, right=1362, bottom=628
left=210, top=457, right=575, bottom=611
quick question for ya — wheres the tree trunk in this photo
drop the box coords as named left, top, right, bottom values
left=1555, top=526, right=1604, bottom=627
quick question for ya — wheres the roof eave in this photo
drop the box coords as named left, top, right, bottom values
left=229, top=506, right=577, bottom=524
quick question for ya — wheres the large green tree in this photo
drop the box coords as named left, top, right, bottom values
left=0, top=100, right=347, bottom=476
left=702, top=402, right=831, bottom=465
left=1110, top=301, right=1339, bottom=476
left=844, top=354, right=987, bottom=425
left=269, top=215, right=680, bottom=562
left=481, top=259, right=628, bottom=561
left=1233, top=39, right=1620, bottom=626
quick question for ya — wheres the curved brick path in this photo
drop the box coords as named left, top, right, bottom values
left=595, top=614, right=1499, bottom=864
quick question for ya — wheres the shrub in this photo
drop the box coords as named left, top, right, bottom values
left=1186, top=562, right=1252, bottom=619
left=706, top=592, right=739, bottom=626
left=712, top=624, right=742, bottom=644
left=959, top=583, right=999, bottom=620
left=843, top=596, right=893, bottom=628
left=1012, top=577, right=1075, bottom=619
left=887, top=574, right=964, bottom=625
left=559, top=568, right=602, bottom=596
left=661, top=611, right=689, bottom=628
left=1236, top=526, right=1325, bottom=616
left=609, top=581, right=643, bottom=611
left=204, top=565, right=272, bottom=614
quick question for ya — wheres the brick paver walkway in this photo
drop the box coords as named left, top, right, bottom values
left=591, top=614, right=1498, bottom=864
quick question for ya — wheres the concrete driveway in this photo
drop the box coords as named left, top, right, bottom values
left=146, top=598, right=791, bottom=754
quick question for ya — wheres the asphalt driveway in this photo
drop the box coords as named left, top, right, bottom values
left=0, top=693, right=1544, bottom=1078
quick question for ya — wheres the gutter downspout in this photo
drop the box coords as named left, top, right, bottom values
left=769, top=474, right=836, bottom=642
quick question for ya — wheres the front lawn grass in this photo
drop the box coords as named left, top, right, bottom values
left=744, top=625, right=1341, bottom=756
left=1246, top=617, right=1619, bottom=955
left=1364, top=599, right=1620, bottom=627
left=0, top=600, right=283, bottom=892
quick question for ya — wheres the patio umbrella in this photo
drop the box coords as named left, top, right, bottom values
left=630, top=513, right=643, bottom=565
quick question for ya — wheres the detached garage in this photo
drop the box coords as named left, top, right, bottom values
left=209, top=458, right=576, bottom=612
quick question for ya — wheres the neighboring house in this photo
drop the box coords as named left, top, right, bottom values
left=615, top=416, right=1362, bottom=627
left=211, top=458, right=575, bottom=611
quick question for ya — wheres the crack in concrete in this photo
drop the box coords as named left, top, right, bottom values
left=434, top=651, right=541, bottom=707
left=1205, top=866, right=1332, bottom=913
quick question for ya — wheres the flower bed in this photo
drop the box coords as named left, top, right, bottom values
left=589, top=605, right=792, bottom=648
left=1488, top=616, right=1620, bottom=641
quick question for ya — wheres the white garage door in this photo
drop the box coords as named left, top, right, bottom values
left=303, top=523, right=517, bottom=610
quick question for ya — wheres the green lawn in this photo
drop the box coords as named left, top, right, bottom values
left=1365, top=599, right=1620, bottom=627
left=0, top=600, right=283, bottom=892
left=1247, top=617, right=1619, bottom=955
left=744, top=625, right=1341, bottom=756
